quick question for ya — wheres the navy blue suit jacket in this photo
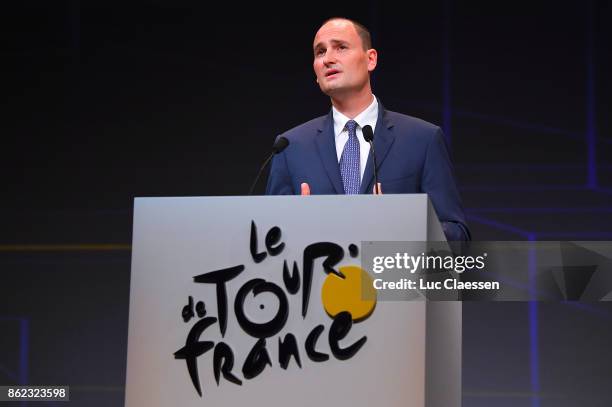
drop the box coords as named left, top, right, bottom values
left=265, top=101, right=470, bottom=241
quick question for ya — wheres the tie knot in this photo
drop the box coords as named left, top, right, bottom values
left=345, top=120, right=358, bottom=136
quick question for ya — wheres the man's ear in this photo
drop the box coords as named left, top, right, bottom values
left=367, top=48, right=378, bottom=72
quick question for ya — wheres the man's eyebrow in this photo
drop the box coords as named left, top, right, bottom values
left=313, top=39, right=348, bottom=50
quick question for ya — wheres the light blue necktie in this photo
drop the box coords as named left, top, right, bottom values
left=339, top=120, right=360, bottom=194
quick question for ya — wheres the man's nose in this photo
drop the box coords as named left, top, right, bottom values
left=322, top=50, right=336, bottom=65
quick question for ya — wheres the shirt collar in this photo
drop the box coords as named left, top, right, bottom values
left=332, top=95, right=379, bottom=137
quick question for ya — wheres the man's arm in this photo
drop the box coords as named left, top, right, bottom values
left=422, top=128, right=471, bottom=241
left=265, top=137, right=294, bottom=195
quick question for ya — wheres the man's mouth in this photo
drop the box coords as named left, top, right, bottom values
left=325, top=69, right=340, bottom=77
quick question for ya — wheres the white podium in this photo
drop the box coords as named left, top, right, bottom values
left=126, top=194, right=461, bottom=407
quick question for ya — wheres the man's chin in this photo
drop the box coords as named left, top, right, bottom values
left=320, top=83, right=346, bottom=97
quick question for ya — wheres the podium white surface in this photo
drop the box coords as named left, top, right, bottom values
left=126, top=194, right=461, bottom=407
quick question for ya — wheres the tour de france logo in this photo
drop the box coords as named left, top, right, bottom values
left=174, top=221, right=377, bottom=397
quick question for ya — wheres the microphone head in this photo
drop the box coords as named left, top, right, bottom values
left=363, top=125, right=374, bottom=142
left=272, top=136, right=289, bottom=153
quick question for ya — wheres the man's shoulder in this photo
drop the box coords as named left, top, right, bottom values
left=384, top=110, right=440, bottom=134
left=280, top=114, right=328, bottom=141
left=278, top=108, right=442, bottom=141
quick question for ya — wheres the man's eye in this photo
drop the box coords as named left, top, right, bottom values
left=316, top=49, right=325, bottom=56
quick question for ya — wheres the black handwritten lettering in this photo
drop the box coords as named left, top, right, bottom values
left=278, top=333, right=302, bottom=369
left=302, top=243, right=345, bottom=318
left=242, top=338, right=272, bottom=380
left=265, top=226, right=285, bottom=256
left=174, top=316, right=217, bottom=396
left=305, top=324, right=329, bottom=362
left=329, top=312, right=367, bottom=361
left=283, top=260, right=300, bottom=294
left=182, top=296, right=195, bottom=323
left=178, top=222, right=372, bottom=397
left=250, top=221, right=267, bottom=263
left=213, top=342, right=242, bottom=386
left=235, top=279, right=289, bottom=338
left=194, top=265, right=244, bottom=337
left=196, top=301, right=206, bottom=318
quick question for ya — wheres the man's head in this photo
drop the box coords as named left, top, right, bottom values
left=313, top=18, right=377, bottom=98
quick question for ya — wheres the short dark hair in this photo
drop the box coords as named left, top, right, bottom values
left=320, top=17, right=372, bottom=50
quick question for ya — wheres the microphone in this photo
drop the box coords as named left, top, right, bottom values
left=362, top=125, right=380, bottom=194
left=248, top=136, right=290, bottom=195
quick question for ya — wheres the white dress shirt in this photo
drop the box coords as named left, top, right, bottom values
left=332, top=95, right=379, bottom=182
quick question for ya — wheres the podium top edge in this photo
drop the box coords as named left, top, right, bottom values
left=134, top=194, right=428, bottom=202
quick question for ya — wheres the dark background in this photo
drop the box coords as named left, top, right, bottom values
left=1, top=1, right=611, bottom=406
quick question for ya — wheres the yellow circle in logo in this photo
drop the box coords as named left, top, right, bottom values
left=321, top=265, right=377, bottom=322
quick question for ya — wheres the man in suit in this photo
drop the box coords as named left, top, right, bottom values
left=266, top=17, right=470, bottom=241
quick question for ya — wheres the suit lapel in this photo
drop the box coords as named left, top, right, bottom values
left=360, top=103, right=395, bottom=194
left=315, top=111, right=344, bottom=194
